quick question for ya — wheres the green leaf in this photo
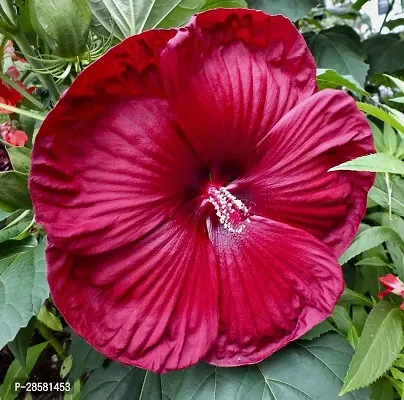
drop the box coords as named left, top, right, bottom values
left=391, top=97, right=404, bottom=104
left=69, top=332, right=106, bottom=383
left=90, top=0, right=204, bottom=40
left=385, top=74, right=404, bottom=94
left=6, top=147, right=31, bottom=174
left=0, top=341, right=48, bottom=400
left=0, top=239, right=49, bottom=349
left=0, top=211, right=34, bottom=244
left=347, top=325, right=359, bottom=349
left=339, top=226, right=404, bottom=265
left=201, top=0, right=247, bottom=11
left=329, top=153, right=404, bottom=174
left=339, top=288, right=374, bottom=307
left=363, top=34, right=404, bottom=77
left=385, top=18, right=404, bottom=31
left=352, top=306, right=368, bottom=335
left=384, top=124, right=398, bottom=156
left=0, top=171, right=31, bottom=212
left=82, top=333, right=368, bottom=400
left=341, top=302, right=403, bottom=395
left=369, top=174, right=404, bottom=217
left=331, top=305, right=353, bottom=335
left=247, top=0, right=316, bottom=21
left=357, top=102, right=404, bottom=134
left=37, top=305, right=63, bottom=332
left=7, top=318, right=36, bottom=373
left=61, top=355, right=73, bottom=379
left=305, top=26, right=369, bottom=87
left=316, top=68, right=370, bottom=96
left=301, top=319, right=336, bottom=340
left=371, top=378, right=395, bottom=400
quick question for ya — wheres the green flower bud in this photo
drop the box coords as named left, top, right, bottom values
left=30, top=0, right=92, bottom=58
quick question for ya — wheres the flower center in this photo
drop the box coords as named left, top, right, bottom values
left=207, top=186, right=250, bottom=233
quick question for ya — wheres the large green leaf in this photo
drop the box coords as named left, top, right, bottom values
left=90, top=0, right=204, bottom=40
left=339, top=226, right=404, bottom=264
left=247, top=0, right=316, bottom=21
left=304, top=26, right=369, bottom=87
left=0, top=171, right=31, bottom=212
left=0, top=341, right=48, bottom=400
left=329, top=153, right=404, bottom=174
left=69, top=332, right=106, bottom=383
left=358, top=102, right=404, bottom=134
left=7, top=318, right=36, bottom=373
left=341, top=302, right=403, bottom=395
left=0, top=239, right=49, bottom=348
left=82, top=333, right=368, bottom=400
left=363, top=34, right=404, bottom=77
left=6, top=147, right=31, bottom=174
left=368, top=174, right=404, bottom=217
left=316, top=68, right=369, bottom=96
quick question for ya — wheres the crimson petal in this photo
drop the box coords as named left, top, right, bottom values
left=160, top=9, right=316, bottom=182
left=231, top=89, right=375, bottom=257
left=204, top=216, right=343, bottom=366
left=30, top=31, right=207, bottom=255
left=47, top=212, right=219, bottom=373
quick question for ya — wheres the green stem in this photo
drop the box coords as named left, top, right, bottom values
left=379, top=0, right=395, bottom=33
left=0, top=71, right=43, bottom=109
left=36, top=321, right=68, bottom=361
left=12, top=31, right=60, bottom=102
left=0, top=102, right=45, bottom=120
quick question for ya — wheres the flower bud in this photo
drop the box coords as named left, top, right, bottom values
left=30, top=0, right=92, bottom=58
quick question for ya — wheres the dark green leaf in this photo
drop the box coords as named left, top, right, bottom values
left=339, top=288, right=374, bottom=307
left=7, top=318, right=36, bottom=373
left=69, top=332, right=106, bottom=383
left=6, top=147, right=31, bottom=174
left=0, top=171, right=31, bottom=212
left=305, top=26, right=369, bottom=86
left=0, top=239, right=49, bottom=348
left=385, top=18, right=404, bottom=30
left=363, top=34, right=404, bottom=76
left=82, top=333, right=368, bottom=400
left=341, top=302, right=403, bottom=394
left=371, top=378, right=395, bottom=400
left=247, top=0, right=316, bottom=21
left=301, top=319, right=336, bottom=340
left=339, top=226, right=404, bottom=264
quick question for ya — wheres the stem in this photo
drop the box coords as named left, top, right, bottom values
left=385, top=172, right=393, bottom=220
left=12, top=31, right=60, bottom=103
left=0, top=71, right=43, bottom=109
left=36, top=321, right=68, bottom=361
left=379, top=0, right=395, bottom=33
left=3, top=210, right=30, bottom=229
left=0, top=103, right=45, bottom=120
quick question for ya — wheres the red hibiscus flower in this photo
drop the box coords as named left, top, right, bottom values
left=29, top=9, right=375, bottom=373
left=0, top=121, right=28, bottom=147
left=379, top=274, right=404, bottom=309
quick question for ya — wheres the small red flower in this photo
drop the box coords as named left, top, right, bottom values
left=0, top=122, right=28, bottom=147
left=29, top=9, right=375, bottom=373
left=379, top=274, right=404, bottom=309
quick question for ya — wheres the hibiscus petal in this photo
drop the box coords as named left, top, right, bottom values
left=161, top=9, right=316, bottom=182
left=47, top=211, right=219, bottom=373
left=30, top=30, right=208, bottom=255
left=204, top=215, right=343, bottom=366
left=231, top=89, right=375, bottom=257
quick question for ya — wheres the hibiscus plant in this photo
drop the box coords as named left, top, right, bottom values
left=0, top=0, right=404, bottom=399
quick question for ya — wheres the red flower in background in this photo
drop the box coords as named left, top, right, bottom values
left=379, top=274, right=404, bottom=309
left=0, top=122, right=28, bottom=147
left=0, top=79, right=34, bottom=114
left=29, top=9, right=375, bottom=373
